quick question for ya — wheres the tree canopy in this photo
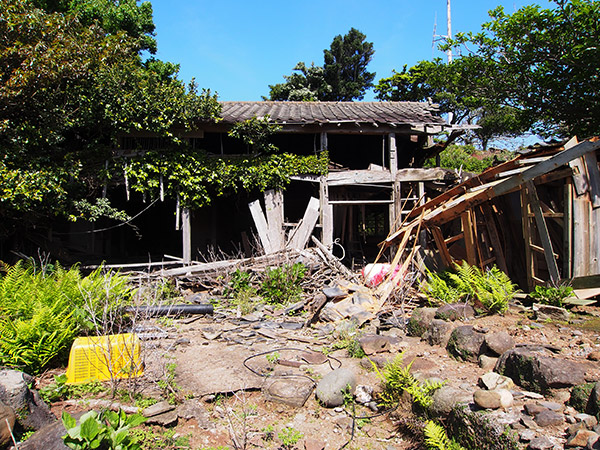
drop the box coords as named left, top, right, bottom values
left=266, top=28, right=375, bottom=101
left=0, top=0, right=220, bottom=237
left=377, top=0, right=600, bottom=144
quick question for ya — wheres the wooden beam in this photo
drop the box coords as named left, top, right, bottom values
left=319, top=176, right=333, bottom=247
left=563, top=180, right=573, bottom=279
left=481, top=204, right=508, bottom=274
left=287, top=197, right=320, bottom=250
left=264, top=189, right=284, bottom=252
left=572, top=189, right=590, bottom=277
left=388, top=133, right=397, bottom=176
left=431, top=226, right=453, bottom=268
left=329, top=200, right=393, bottom=205
left=461, top=210, right=477, bottom=266
left=395, top=168, right=454, bottom=182
left=584, top=150, right=600, bottom=208
left=521, top=187, right=535, bottom=291
left=181, top=207, right=192, bottom=263
left=248, top=200, right=273, bottom=254
left=327, top=170, right=393, bottom=186
left=526, top=181, right=560, bottom=284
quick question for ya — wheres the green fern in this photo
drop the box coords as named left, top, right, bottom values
left=424, top=421, right=466, bottom=450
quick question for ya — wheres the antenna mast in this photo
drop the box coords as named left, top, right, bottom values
left=446, top=0, right=452, bottom=62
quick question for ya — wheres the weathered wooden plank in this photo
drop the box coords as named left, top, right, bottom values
left=264, top=189, right=284, bottom=252
left=481, top=204, right=508, bottom=274
left=461, top=210, right=477, bottom=266
left=591, top=203, right=600, bottom=274
left=431, top=226, right=453, bottom=268
left=563, top=181, right=573, bottom=279
left=526, top=181, right=560, bottom=284
left=311, top=236, right=356, bottom=281
left=395, top=168, right=455, bottom=182
left=572, top=190, right=590, bottom=277
left=329, top=200, right=394, bottom=205
left=389, top=133, right=397, bottom=176
left=584, top=151, right=600, bottom=208
left=182, top=207, right=191, bottom=263
left=248, top=200, right=273, bottom=254
left=319, top=176, right=333, bottom=247
left=287, top=197, right=320, bottom=250
left=326, top=170, right=393, bottom=186
left=521, top=187, right=535, bottom=291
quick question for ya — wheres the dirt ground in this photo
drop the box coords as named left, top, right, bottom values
left=42, top=301, right=600, bottom=450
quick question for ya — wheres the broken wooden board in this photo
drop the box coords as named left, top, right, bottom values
left=287, top=197, right=320, bottom=250
left=249, top=200, right=273, bottom=253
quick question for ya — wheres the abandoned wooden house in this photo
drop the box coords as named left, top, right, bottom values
left=56, top=101, right=460, bottom=265
left=383, top=137, right=600, bottom=295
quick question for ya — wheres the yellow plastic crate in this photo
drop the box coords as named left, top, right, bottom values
left=66, top=333, right=144, bottom=384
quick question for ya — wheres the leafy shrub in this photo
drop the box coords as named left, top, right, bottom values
left=62, top=409, right=145, bottom=450
left=530, top=284, right=574, bottom=307
left=260, top=263, right=306, bottom=305
left=0, top=261, right=134, bottom=374
left=421, top=262, right=516, bottom=314
left=424, top=420, right=466, bottom=450
left=278, top=427, right=303, bottom=449
left=424, top=144, right=511, bottom=173
left=40, top=374, right=107, bottom=403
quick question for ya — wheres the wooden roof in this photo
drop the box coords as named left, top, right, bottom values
left=219, top=101, right=446, bottom=128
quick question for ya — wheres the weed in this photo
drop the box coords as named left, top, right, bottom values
left=157, top=361, right=181, bottom=405
left=423, top=420, right=466, bottom=450
left=266, top=351, right=280, bottom=364
left=331, top=321, right=365, bottom=358
left=278, top=426, right=303, bottom=449
left=40, top=374, right=108, bottom=403
left=260, top=263, right=306, bottom=305
left=530, top=283, right=574, bottom=307
left=131, top=428, right=191, bottom=450
left=262, top=424, right=275, bottom=441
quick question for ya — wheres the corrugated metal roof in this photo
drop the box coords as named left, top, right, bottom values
left=219, top=101, right=446, bottom=127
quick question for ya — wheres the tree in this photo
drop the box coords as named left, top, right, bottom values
left=323, top=27, right=375, bottom=101
left=266, top=28, right=375, bottom=101
left=0, top=0, right=220, bottom=237
left=447, top=0, right=600, bottom=139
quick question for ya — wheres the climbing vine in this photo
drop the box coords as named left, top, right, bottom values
left=122, top=149, right=328, bottom=208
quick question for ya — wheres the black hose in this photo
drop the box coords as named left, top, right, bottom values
left=124, top=304, right=214, bottom=317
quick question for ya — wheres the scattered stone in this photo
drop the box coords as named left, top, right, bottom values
left=479, top=355, right=498, bottom=371
left=315, top=369, right=356, bottom=407
left=355, top=385, right=373, bottom=404
left=566, top=429, right=599, bottom=447
left=479, top=372, right=515, bottom=391
left=533, top=303, right=571, bottom=322
left=176, top=399, right=212, bottom=428
left=263, top=377, right=315, bottom=408
left=485, top=331, right=516, bottom=356
left=534, top=409, right=564, bottom=427
left=588, top=351, right=600, bottom=362
left=18, top=415, right=74, bottom=450
left=446, top=326, right=486, bottom=363
left=300, top=351, right=328, bottom=365
left=524, top=403, right=546, bottom=416
left=0, top=402, right=16, bottom=447
left=334, top=416, right=353, bottom=432
left=357, top=334, right=390, bottom=355
left=176, top=337, right=190, bottom=345
left=304, top=438, right=326, bottom=450
left=423, top=319, right=454, bottom=346
left=323, top=286, right=347, bottom=299
left=142, top=400, right=175, bottom=417
left=522, top=391, right=545, bottom=400
left=539, top=401, right=563, bottom=412
left=435, top=303, right=475, bottom=321
left=406, top=308, right=437, bottom=337
left=576, top=413, right=599, bottom=428
left=145, top=410, right=178, bottom=426
left=521, top=415, right=538, bottom=429
left=428, top=386, right=471, bottom=417
left=0, top=369, right=55, bottom=431
left=528, top=436, right=555, bottom=450
left=519, top=429, right=536, bottom=442
left=495, top=346, right=587, bottom=392
left=473, top=389, right=513, bottom=409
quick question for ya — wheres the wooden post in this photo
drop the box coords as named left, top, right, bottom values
left=573, top=192, right=590, bottom=277
left=521, top=186, right=535, bottom=290
left=182, top=207, right=191, bottom=263
left=461, top=209, right=477, bottom=266
left=319, top=177, right=333, bottom=247
left=388, top=133, right=397, bottom=176
left=584, top=151, right=600, bottom=208
left=563, top=180, right=573, bottom=279
left=526, top=181, right=560, bottom=284
left=390, top=180, right=401, bottom=234
left=264, top=189, right=284, bottom=251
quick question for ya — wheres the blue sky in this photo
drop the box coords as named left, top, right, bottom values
left=150, top=0, right=551, bottom=102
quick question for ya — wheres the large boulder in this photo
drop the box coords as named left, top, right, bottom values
left=495, top=346, right=587, bottom=393
left=0, top=370, right=55, bottom=431
left=484, top=332, right=515, bottom=356
left=406, top=308, right=437, bottom=337
left=423, top=319, right=454, bottom=347
left=428, top=385, right=471, bottom=417
left=315, top=369, right=356, bottom=407
left=446, top=326, right=486, bottom=363
left=435, top=303, right=475, bottom=321
left=0, top=402, right=16, bottom=448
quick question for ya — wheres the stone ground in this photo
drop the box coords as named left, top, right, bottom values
left=39, top=301, right=600, bottom=450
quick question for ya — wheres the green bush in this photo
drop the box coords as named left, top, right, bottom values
left=260, top=263, right=306, bottom=305
left=420, top=262, right=516, bottom=314
left=0, top=261, right=134, bottom=374
left=424, top=144, right=512, bottom=173
left=530, top=284, right=574, bottom=307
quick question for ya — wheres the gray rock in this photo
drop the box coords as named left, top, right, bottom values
left=428, top=386, right=471, bottom=417
left=446, top=326, right=486, bottom=363
left=576, top=413, right=599, bottom=428
left=142, top=400, right=175, bottom=417
left=528, top=437, right=555, bottom=450
left=479, top=372, right=514, bottom=390
left=495, top=346, right=587, bottom=392
left=532, top=303, right=570, bottom=321
left=534, top=409, right=564, bottom=427
left=435, top=303, right=475, bottom=321
left=176, top=399, right=212, bottom=428
left=263, top=376, right=314, bottom=408
left=354, top=385, right=373, bottom=405
left=566, top=429, right=599, bottom=447
left=18, top=418, right=69, bottom=450
left=357, top=334, right=390, bottom=355
left=0, top=369, right=55, bottom=431
left=323, top=286, right=347, bottom=299
left=485, top=332, right=516, bottom=356
left=524, top=403, right=546, bottom=416
left=519, top=429, right=536, bottom=442
left=145, top=410, right=178, bottom=426
left=423, top=319, right=454, bottom=346
left=316, top=369, right=356, bottom=407
left=0, top=402, right=16, bottom=447
left=473, top=389, right=513, bottom=409
left=479, top=355, right=498, bottom=371
left=406, top=307, right=437, bottom=337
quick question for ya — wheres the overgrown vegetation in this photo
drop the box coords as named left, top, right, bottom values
left=62, top=409, right=146, bottom=450
left=421, top=262, right=517, bottom=314
left=423, top=421, right=466, bottom=450
left=530, top=283, right=574, bottom=307
left=424, top=144, right=512, bottom=173
left=0, top=261, right=134, bottom=374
